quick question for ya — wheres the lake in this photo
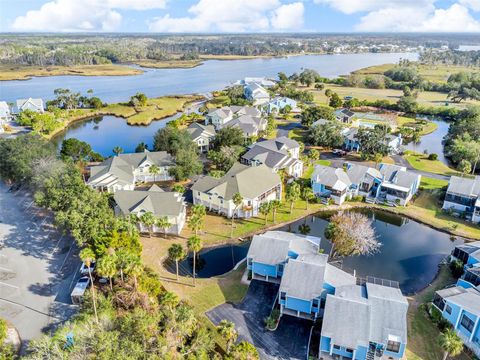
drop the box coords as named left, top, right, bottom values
left=405, top=118, right=450, bottom=165
left=282, top=209, right=462, bottom=294
left=51, top=114, right=179, bottom=156
left=0, top=53, right=417, bottom=104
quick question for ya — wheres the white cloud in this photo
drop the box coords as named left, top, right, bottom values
left=271, top=2, right=304, bottom=30
left=11, top=0, right=167, bottom=31
left=149, top=0, right=304, bottom=32
left=316, top=0, right=480, bottom=32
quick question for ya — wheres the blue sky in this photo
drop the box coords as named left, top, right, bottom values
left=1, top=0, right=480, bottom=33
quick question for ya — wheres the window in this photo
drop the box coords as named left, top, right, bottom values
left=333, top=345, right=340, bottom=350
left=445, top=305, right=452, bottom=315
left=346, top=348, right=353, bottom=353
left=386, top=341, right=400, bottom=353
left=460, top=315, right=475, bottom=333
left=280, top=292, right=286, bottom=301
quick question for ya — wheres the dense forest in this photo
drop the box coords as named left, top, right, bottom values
left=1, top=33, right=479, bottom=66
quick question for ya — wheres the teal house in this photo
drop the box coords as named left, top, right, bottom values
left=433, top=284, right=480, bottom=358
left=320, top=283, right=408, bottom=360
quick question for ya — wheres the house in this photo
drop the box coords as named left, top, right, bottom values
left=113, top=185, right=186, bottom=235
left=320, top=282, right=408, bottom=360
left=451, top=241, right=480, bottom=288
left=87, top=151, right=175, bottom=193
left=241, top=136, right=303, bottom=177
left=335, top=108, right=355, bottom=124
left=205, top=106, right=264, bottom=135
left=0, top=101, right=10, bottom=133
left=311, top=118, right=331, bottom=127
left=311, top=165, right=352, bottom=205
left=15, top=98, right=44, bottom=113
left=246, top=231, right=320, bottom=283
left=244, top=83, right=270, bottom=105
left=377, top=163, right=421, bottom=206
left=342, top=128, right=402, bottom=154
left=266, top=97, right=299, bottom=114
left=443, top=176, right=480, bottom=224
left=346, top=163, right=383, bottom=198
left=246, top=231, right=356, bottom=320
left=279, top=255, right=356, bottom=320
left=186, top=122, right=216, bottom=153
left=191, top=163, right=281, bottom=218
left=432, top=284, right=480, bottom=358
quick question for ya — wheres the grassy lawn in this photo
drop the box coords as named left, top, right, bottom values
left=420, top=177, right=449, bottom=190
left=397, top=116, right=438, bottom=136
left=288, top=128, right=307, bottom=142
left=310, top=84, right=479, bottom=109
left=404, top=152, right=460, bottom=176
left=0, top=64, right=142, bottom=81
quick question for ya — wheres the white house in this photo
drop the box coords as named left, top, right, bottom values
left=186, top=122, right=216, bottom=153
left=192, top=163, right=282, bottom=218
left=15, top=98, right=44, bottom=114
left=205, top=107, right=233, bottom=129
left=87, top=151, right=175, bottom=193
left=377, top=163, right=421, bottom=206
left=244, top=83, right=270, bottom=105
left=113, top=185, right=186, bottom=235
left=266, top=97, right=299, bottom=114
left=235, top=77, right=276, bottom=88
left=242, top=136, right=303, bottom=177
left=311, top=165, right=352, bottom=205
left=205, top=106, right=266, bottom=137
left=0, top=101, right=10, bottom=133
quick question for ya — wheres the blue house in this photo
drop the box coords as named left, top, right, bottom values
left=443, top=176, right=480, bottom=224
left=320, top=283, right=408, bottom=360
left=246, top=231, right=320, bottom=282
left=279, top=254, right=356, bottom=320
left=311, top=165, right=352, bottom=205
left=451, top=241, right=480, bottom=288
left=433, top=284, right=480, bottom=358
left=266, top=97, right=298, bottom=114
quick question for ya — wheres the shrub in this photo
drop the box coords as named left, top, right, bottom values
left=428, top=153, right=438, bottom=161
left=449, top=259, right=464, bottom=278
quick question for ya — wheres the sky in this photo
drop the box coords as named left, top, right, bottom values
left=1, top=0, right=480, bottom=33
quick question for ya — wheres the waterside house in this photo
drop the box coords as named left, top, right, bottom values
left=191, top=163, right=281, bottom=218
left=442, top=176, right=480, bottom=224
left=0, top=101, right=10, bottom=133
left=87, top=151, right=175, bottom=193
left=15, top=98, right=44, bottom=113
left=113, top=185, right=186, bottom=235
left=244, top=83, right=270, bottom=105
left=241, top=136, right=303, bottom=178
left=320, top=283, right=408, bottom=360
left=433, top=283, right=480, bottom=358
left=451, top=241, right=480, bottom=288
left=342, top=128, right=402, bottom=154
left=376, top=163, right=421, bottom=206
left=186, top=122, right=216, bottom=153
left=311, top=165, right=352, bottom=205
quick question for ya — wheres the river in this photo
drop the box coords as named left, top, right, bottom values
left=0, top=53, right=417, bottom=104
left=405, top=119, right=450, bottom=165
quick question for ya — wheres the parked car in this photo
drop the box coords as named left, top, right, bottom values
left=332, top=149, right=346, bottom=156
left=71, top=276, right=90, bottom=305
left=79, top=261, right=95, bottom=276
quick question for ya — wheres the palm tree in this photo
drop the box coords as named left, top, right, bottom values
left=217, top=319, right=238, bottom=353
left=286, top=182, right=301, bottom=215
left=116, top=249, right=134, bottom=282
left=270, top=200, right=282, bottom=223
left=79, top=247, right=98, bottom=324
left=187, top=214, right=203, bottom=236
left=156, top=216, right=172, bottom=239
left=191, top=204, right=206, bottom=218
left=302, top=187, right=314, bottom=210
left=373, top=153, right=383, bottom=169
left=231, top=193, right=243, bottom=238
left=439, top=329, right=463, bottom=360
left=168, top=243, right=186, bottom=281
left=259, top=202, right=271, bottom=225
left=187, top=235, right=203, bottom=286
left=140, top=212, right=156, bottom=237
left=112, top=146, right=124, bottom=156
left=96, top=253, right=117, bottom=290
left=149, top=164, right=160, bottom=182
left=160, top=291, right=179, bottom=310
left=126, top=256, right=143, bottom=290
left=298, top=223, right=311, bottom=235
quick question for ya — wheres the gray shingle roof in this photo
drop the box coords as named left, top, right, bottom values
left=447, top=176, right=480, bottom=197
left=186, top=122, right=216, bottom=141
left=346, top=163, right=382, bottom=185
left=114, top=188, right=185, bottom=217
left=280, top=256, right=328, bottom=300
left=191, top=163, right=281, bottom=200
left=312, top=165, right=351, bottom=191
left=445, top=287, right=480, bottom=315
left=322, top=282, right=408, bottom=349
left=379, top=163, right=419, bottom=190
left=242, top=137, right=300, bottom=170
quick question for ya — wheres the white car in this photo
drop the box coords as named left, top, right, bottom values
left=79, top=261, right=95, bottom=276
left=71, top=276, right=90, bottom=305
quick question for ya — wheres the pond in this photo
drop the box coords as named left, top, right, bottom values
left=51, top=114, right=181, bottom=156
left=0, top=53, right=417, bottom=104
left=405, top=118, right=450, bottom=165
left=282, top=209, right=464, bottom=294
left=164, top=242, right=250, bottom=278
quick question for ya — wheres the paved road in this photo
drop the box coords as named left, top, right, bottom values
left=321, top=152, right=450, bottom=181
left=0, top=183, right=80, bottom=351
left=207, top=281, right=312, bottom=360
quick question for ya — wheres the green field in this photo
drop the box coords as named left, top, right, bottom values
left=404, top=152, right=460, bottom=177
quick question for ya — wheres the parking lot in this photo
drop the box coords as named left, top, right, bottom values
left=206, top=280, right=313, bottom=360
left=0, top=182, right=80, bottom=350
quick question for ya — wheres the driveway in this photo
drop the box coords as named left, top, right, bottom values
left=206, top=280, right=312, bottom=360
left=0, top=183, right=80, bottom=351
